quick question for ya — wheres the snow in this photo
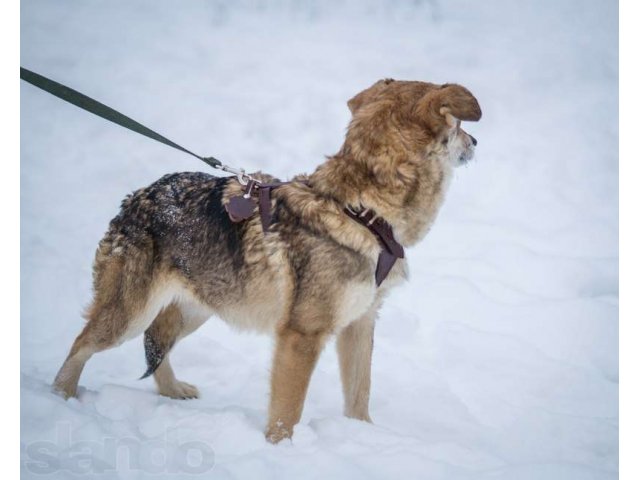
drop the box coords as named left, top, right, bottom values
left=20, top=0, right=618, bottom=478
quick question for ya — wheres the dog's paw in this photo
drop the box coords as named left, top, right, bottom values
left=345, top=410, right=373, bottom=423
left=265, top=421, right=293, bottom=444
left=158, top=380, right=200, bottom=400
left=52, top=382, right=77, bottom=400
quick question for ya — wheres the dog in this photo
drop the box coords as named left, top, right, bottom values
left=53, top=79, right=481, bottom=443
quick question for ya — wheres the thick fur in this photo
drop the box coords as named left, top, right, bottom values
left=52, top=79, right=481, bottom=442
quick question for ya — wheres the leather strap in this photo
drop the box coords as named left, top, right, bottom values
left=237, top=181, right=404, bottom=286
left=343, top=207, right=405, bottom=286
left=257, top=184, right=278, bottom=233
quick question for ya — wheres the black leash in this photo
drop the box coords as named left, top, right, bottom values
left=20, top=67, right=226, bottom=171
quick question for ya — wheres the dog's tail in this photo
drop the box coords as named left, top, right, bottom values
left=139, top=305, right=183, bottom=379
left=140, top=331, right=174, bottom=379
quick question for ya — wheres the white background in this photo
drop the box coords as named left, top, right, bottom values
left=19, top=1, right=619, bottom=479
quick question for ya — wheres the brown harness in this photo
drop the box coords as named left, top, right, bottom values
left=225, top=180, right=404, bottom=286
left=342, top=206, right=405, bottom=286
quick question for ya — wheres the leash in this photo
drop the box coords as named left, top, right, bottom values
left=20, top=67, right=257, bottom=185
left=21, top=67, right=403, bottom=285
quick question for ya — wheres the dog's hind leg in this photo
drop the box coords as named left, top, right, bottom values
left=142, top=302, right=210, bottom=399
left=53, top=243, right=155, bottom=399
left=52, top=327, right=102, bottom=400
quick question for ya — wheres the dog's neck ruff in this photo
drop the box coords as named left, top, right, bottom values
left=225, top=180, right=405, bottom=287
left=343, top=206, right=405, bottom=286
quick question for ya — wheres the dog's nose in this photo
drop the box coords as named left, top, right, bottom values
left=470, top=135, right=477, bottom=146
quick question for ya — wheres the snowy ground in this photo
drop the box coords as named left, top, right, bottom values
left=20, top=1, right=618, bottom=478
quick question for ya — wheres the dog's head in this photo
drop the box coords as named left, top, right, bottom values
left=346, top=79, right=481, bottom=167
left=310, top=79, right=481, bottom=246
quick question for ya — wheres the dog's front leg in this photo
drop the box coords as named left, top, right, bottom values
left=336, top=306, right=378, bottom=422
left=266, top=326, right=326, bottom=443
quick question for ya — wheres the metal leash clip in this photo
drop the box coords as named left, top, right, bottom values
left=216, top=164, right=259, bottom=186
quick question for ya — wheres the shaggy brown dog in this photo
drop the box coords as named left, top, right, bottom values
left=53, top=79, right=481, bottom=443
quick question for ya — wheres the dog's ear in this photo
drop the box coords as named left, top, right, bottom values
left=347, top=78, right=395, bottom=114
left=416, top=83, right=481, bottom=129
